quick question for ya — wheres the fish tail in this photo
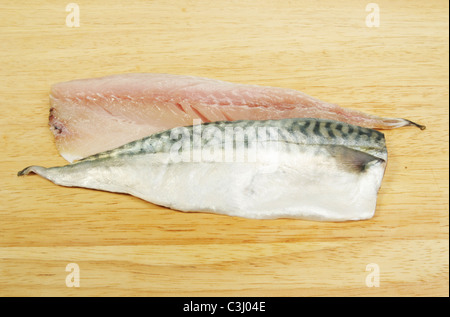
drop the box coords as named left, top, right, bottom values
left=333, top=107, right=425, bottom=130
left=374, top=117, right=426, bottom=130
left=17, top=161, right=128, bottom=194
left=17, top=165, right=70, bottom=186
left=17, top=165, right=46, bottom=177
left=403, top=119, right=426, bottom=130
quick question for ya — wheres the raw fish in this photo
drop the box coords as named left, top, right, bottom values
left=49, top=73, right=422, bottom=162
left=19, top=118, right=387, bottom=221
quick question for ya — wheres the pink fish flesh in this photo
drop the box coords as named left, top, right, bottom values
left=49, top=73, right=424, bottom=162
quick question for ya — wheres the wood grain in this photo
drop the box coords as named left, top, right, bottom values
left=0, top=0, right=448, bottom=297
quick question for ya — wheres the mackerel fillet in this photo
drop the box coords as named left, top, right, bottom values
left=49, top=73, right=421, bottom=162
left=20, top=118, right=387, bottom=221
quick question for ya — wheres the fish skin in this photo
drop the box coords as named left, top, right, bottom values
left=49, top=73, right=421, bottom=162
left=19, top=118, right=387, bottom=221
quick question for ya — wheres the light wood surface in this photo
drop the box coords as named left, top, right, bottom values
left=0, top=0, right=448, bottom=297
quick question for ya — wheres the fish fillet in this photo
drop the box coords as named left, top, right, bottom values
left=19, top=118, right=387, bottom=221
left=49, top=73, right=423, bottom=162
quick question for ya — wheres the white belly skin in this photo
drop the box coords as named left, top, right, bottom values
left=108, top=148, right=385, bottom=221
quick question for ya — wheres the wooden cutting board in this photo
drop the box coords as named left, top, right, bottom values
left=0, top=0, right=448, bottom=297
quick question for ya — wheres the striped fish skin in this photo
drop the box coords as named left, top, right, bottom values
left=49, top=73, right=423, bottom=162
left=19, top=118, right=387, bottom=221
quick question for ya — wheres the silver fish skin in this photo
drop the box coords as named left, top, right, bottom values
left=18, top=118, right=387, bottom=221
